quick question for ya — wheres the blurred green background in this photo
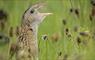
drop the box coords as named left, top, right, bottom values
left=0, top=0, right=95, bottom=60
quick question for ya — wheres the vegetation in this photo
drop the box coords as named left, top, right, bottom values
left=0, top=0, right=95, bottom=60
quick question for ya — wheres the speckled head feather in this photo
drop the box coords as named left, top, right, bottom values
left=22, top=3, right=52, bottom=27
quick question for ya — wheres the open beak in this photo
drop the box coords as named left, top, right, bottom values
left=32, top=3, right=53, bottom=16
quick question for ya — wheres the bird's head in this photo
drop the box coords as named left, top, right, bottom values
left=22, top=3, right=52, bottom=26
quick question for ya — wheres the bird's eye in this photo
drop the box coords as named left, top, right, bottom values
left=30, top=9, right=34, bottom=14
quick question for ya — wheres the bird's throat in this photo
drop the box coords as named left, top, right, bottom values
left=31, top=25, right=38, bottom=42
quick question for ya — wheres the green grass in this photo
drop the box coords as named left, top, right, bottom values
left=0, top=0, right=95, bottom=60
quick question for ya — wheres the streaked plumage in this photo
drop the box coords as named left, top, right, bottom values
left=15, top=3, right=52, bottom=60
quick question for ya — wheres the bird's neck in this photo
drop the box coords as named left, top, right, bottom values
left=21, top=23, right=38, bottom=41
left=31, top=24, right=38, bottom=41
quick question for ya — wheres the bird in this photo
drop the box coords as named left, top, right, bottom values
left=15, top=3, right=52, bottom=60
